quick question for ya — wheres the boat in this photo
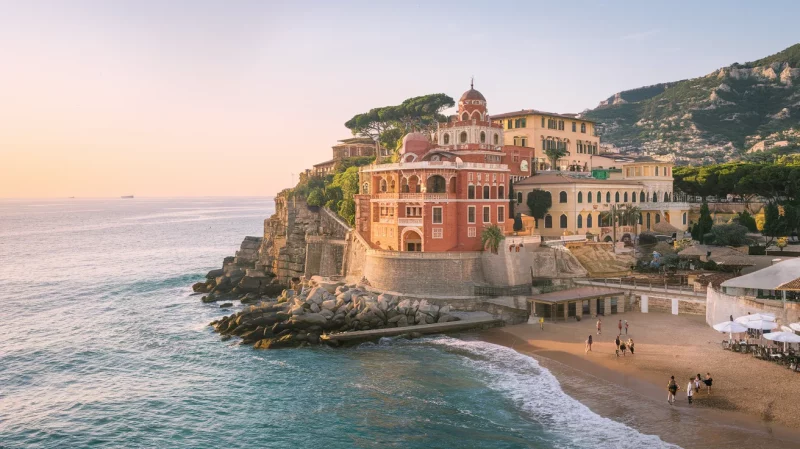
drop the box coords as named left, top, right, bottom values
left=121, top=195, right=134, bottom=199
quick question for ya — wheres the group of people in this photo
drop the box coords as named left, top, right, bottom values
left=585, top=318, right=634, bottom=356
left=614, top=334, right=635, bottom=357
left=667, top=373, right=713, bottom=405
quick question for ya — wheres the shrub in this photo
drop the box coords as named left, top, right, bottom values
left=710, top=223, right=749, bottom=246
left=748, top=245, right=766, bottom=255
left=638, top=232, right=658, bottom=246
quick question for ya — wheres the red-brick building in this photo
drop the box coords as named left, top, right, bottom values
left=354, top=85, right=534, bottom=252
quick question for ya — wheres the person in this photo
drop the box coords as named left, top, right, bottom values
left=619, top=338, right=627, bottom=356
left=687, top=378, right=694, bottom=404
left=703, top=373, right=713, bottom=394
left=615, top=335, right=621, bottom=357
left=667, top=376, right=680, bottom=404
left=585, top=335, right=593, bottom=353
left=730, top=314, right=734, bottom=322
left=694, top=374, right=702, bottom=393
left=539, top=316, right=544, bottom=330
left=627, top=338, right=635, bottom=355
left=624, top=320, right=629, bottom=335
left=596, top=318, right=602, bottom=335
left=618, top=320, right=623, bottom=334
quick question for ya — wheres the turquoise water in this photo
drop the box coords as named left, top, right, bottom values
left=0, top=198, right=676, bottom=448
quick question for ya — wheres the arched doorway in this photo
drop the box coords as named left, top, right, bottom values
left=426, top=175, right=446, bottom=193
left=403, top=229, right=422, bottom=252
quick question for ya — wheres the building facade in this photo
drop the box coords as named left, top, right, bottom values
left=313, top=137, right=390, bottom=176
left=513, top=157, right=690, bottom=242
left=354, top=85, right=534, bottom=252
left=490, top=110, right=611, bottom=173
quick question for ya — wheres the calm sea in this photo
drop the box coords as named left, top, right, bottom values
left=0, top=198, right=675, bottom=448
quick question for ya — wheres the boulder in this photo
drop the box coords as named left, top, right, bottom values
left=437, top=314, right=458, bottom=323
left=206, top=268, right=224, bottom=279
left=310, top=303, right=320, bottom=313
left=219, top=302, right=233, bottom=308
left=306, top=287, right=326, bottom=305
left=192, top=282, right=211, bottom=293
left=201, top=295, right=217, bottom=303
left=321, top=299, right=336, bottom=310
left=397, top=315, right=409, bottom=327
left=290, top=313, right=328, bottom=327
left=319, top=308, right=334, bottom=320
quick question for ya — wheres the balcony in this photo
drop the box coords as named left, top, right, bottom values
left=372, top=192, right=452, bottom=201
left=361, top=160, right=508, bottom=172
left=397, top=217, right=423, bottom=227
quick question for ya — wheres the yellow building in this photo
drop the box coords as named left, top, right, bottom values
left=491, top=110, right=609, bottom=172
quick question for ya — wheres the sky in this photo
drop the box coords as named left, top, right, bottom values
left=1, top=0, right=799, bottom=198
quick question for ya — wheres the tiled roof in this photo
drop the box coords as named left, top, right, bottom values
left=777, top=276, right=800, bottom=291
left=514, top=173, right=644, bottom=186
left=491, top=109, right=596, bottom=123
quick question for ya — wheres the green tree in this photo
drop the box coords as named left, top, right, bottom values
left=544, top=146, right=567, bottom=170
left=710, top=224, right=749, bottom=246
left=513, top=213, right=523, bottom=233
left=734, top=210, right=758, bottom=233
left=480, top=225, right=505, bottom=254
left=526, top=189, right=552, bottom=220
left=763, top=203, right=787, bottom=246
left=508, top=179, right=515, bottom=219
left=306, top=188, right=325, bottom=207
left=697, top=202, right=714, bottom=243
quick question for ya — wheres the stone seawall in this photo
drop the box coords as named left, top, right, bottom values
left=706, top=287, right=800, bottom=326
left=362, top=250, right=485, bottom=297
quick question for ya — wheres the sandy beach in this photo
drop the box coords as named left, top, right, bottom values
left=481, top=312, right=800, bottom=448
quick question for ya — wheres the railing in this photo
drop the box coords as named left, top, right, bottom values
left=362, top=161, right=509, bottom=172
left=397, top=217, right=423, bottom=227
left=372, top=192, right=452, bottom=201
left=575, top=277, right=705, bottom=297
left=475, top=284, right=532, bottom=297
left=378, top=217, right=395, bottom=224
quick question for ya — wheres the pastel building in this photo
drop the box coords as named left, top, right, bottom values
left=354, top=85, right=534, bottom=252
left=313, top=137, right=391, bottom=176
left=513, top=157, right=690, bottom=242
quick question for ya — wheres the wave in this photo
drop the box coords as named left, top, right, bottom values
left=421, top=337, right=679, bottom=449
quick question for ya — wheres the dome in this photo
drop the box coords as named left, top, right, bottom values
left=460, top=88, right=486, bottom=102
left=400, top=132, right=430, bottom=155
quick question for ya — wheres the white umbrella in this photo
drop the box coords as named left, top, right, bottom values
left=763, top=331, right=800, bottom=352
left=744, top=319, right=778, bottom=331
left=781, top=325, right=795, bottom=333
left=790, top=323, right=800, bottom=332
left=734, top=313, right=776, bottom=324
left=713, top=321, right=749, bottom=340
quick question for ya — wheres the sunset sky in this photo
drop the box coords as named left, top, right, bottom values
left=2, top=0, right=798, bottom=198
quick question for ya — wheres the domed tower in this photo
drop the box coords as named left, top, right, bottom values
left=457, top=79, right=487, bottom=122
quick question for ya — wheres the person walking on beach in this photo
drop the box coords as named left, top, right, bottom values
left=596, top=318, right=602, bottom=335
left=585, top=335, right=593, bottom=353
left=667, top=376, right=680, bottom=404
left=627, top=338, right=634, bottom=355
left=703, top=373, right=713, bottom=394
left=694, top=374, right=702, bottom=393
left=615, top=335, right=621, bottom=357
left=624, top=320, right=629, bottom=335
left=687, top=378, right=694, bottom=404
left=539, top=316, right=544, bottom=330
left=618, top=320, right=622, bottom=334
left=619, top=338, right=627, bottom=356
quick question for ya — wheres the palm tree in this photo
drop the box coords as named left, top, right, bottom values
left=481, top=225, right=505, bottom=254
left=622, top=205, right=643, bottom=254
left=599, top=204, right=623, bottom=244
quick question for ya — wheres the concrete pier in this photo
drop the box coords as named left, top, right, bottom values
left=320, top=317, right=503, bottom=343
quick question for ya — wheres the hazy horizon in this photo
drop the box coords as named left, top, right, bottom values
left=2, top=0, right=799, bottom=198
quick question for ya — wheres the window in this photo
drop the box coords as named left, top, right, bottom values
left=632, top=191, right=636, bottom=202
left=468, top=206, right=476, bottom=224
left=480, top=131, right=486, bottom=143
left=572, top=122, right=576, bottom=132
left=483, top=185, right=490, bottom=199
left=468, top=185, right=475, bottom=199
left=468, top=172, right=474, bottom=181
left=558, top=120, right=565, bottom=131
left=462, top=112, right=469, bottom=121
left=683, top=212, right=687, bottom=225
left=615, top=192, right=620, bottom=203
left=587, top=214, right=593, bottom=228
left=362, top=182, right=370, bottom=194
left=655, top=166, right=659, bottom=176
left=483, top=206, right=491, bottom=223
left=507, top=119, right=512, bottom=129
left=521, top=118, right=527, bottom=127
left=443, top=134, right=450, bottom=144
left=432, top=207, right=443, bottom=224
left=577, top=192, right=583, bottom=203
left=432, top=228, right=443, bottom=239
left=498, top=206, right=505, bottom=223
left=559, top=191, right=567, bottom=203
left=541, top=117, right=545, bottom=127
left=560, top=214, right=567, bottom=228
left=493, top=134, right=499, bottom=144
left=406, top=206, right=422, bottom=217
left=624, top=192, right=628, bottom=202
left=640, top=191, right=645, bottom=202
left=478, top=173, right=482, bottom=181
left=580, top=123, right=586, bottom=133
left=468, top=227, right=477, bottom=238
left=652, top=192, right=657, bottom=202
left=498, top=185, right=505, bottom=199
left=606, top=192, right=611, bottom=203
left=577, top=215, right=583, bottom=228
left=597, top=191, right=601, bottom=203
left=655, top=214, right=661, bottom=224
left=587, top=191, right=592, bottom=203
left=517, top=191, right=523, bottom=204
left=544, top=214, right=553, bottom=228
left=460, top=131, right=468, bottom=143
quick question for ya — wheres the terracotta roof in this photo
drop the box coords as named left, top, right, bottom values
left=514, top=173, right=644, bottom=186
left=529, top=287, right=625, bottom=303
left=312, top=159, right=335, bottom=167
left=777, top=277, right=800, bottom=291
left=491, top=109, right=596, bottom=123
left=653, top=221, right=680, bottom=234
left=335, top=137, right=375, bottom=146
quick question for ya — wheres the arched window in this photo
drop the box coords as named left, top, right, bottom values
left=544, top=214, right=553, bottom=228
left=624, top=192, right=628, bottom=202
left=401, top=181, right=409, bottom=193
left=493, top=134, right=499, bottom=144
left=646, top=213, right=651, bottom=230
left=559, top=191, right=567, bottom=203
left=461, top=112, right=469, bottom=121
left=652, top=192, right=657, bottom=202
left=615, top=192, right=620, bottom=203
left=577, top=192, right=583, bottom=203
left=655, top=166, right=659, bottom=176
left=498, top=185, right=505, bottom=199
left=480, top=131, right=486, bottom=143
left=560, top=214, right=567, bottom=228
left=390, top=180, right=396, bottom=192
left=664, top=192, right=670, bottom=202
left=362, top=182, right=370, bottom=194
left=640, top=191, right=645, bottom=202
left=443, top=134, right=450, bottom=144
left=631, top=191, right=636, bottom=202
left=606, top=192, right=611, bottom=203
left=483, top=185, right=490, bottom=199
left=577, top=214, right=583, bottom=228
left=587, top=214, right=593, bottom=228
left=597, top=191, right=602, bottom=203
left=460, top=131, right=468, bottom=143
left=655, top=214, right=661, bottom=224
left=587, top=191, right=592, bottom=203
left=517, top=191, right=523, bottom=204
left=380, top=179, right=387, bottom=192
left=426, top=175, right=446, bottom=193
left=682, top=212, right=687, bottom=225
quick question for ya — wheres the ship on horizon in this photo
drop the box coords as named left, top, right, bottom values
left=121, top=195, right=134, bottom=199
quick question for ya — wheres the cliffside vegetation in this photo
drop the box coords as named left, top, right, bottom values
left=585, top=44, right=800, bottom=162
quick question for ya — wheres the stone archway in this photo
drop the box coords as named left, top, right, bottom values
left=402, top=228, right=423, bottom=252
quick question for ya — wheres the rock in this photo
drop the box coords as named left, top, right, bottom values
left=319, top=308, right=334, bottom=320
left=192, top=282, right=211, bottom=293
left=206, top=268, right=224, bottom=279
left=253, top=334, right=296, bottom=349
left=306, top=287, right=326, bottom=305
left=321, top=299, right=336, bottom=310
left=201, top=295, right=217, bottom=303
left=410, top=332, right=423, bottom=339
left=397, top=315, right=409, bottom=327
left=238, top=276, right=266, bottom=293
left=289, top=304, right=305, bottom=316
left=307, top=333, right=320, bottom=344
left=388, top=315, right=404, bottom=324
left=437, top=314, right=457, bottom=323
left=290, top=313, right=328, bottom=327
left=219, top=302, right=233, bottom=308
left=335, top=285, right=349, bottom=295
left=310, top=303, right=320, bottom=313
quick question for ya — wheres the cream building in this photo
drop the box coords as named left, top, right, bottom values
left=491, top=110, right=610, bottom=172
left=513, top=157, right=690, bottom=242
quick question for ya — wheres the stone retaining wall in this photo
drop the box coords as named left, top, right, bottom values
left=362, top=250, right=485, bottom=297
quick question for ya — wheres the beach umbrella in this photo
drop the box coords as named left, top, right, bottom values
left=763, top=331, right=800, bottom=352
left=781, top=325, right=795, bottom=333
left=790, top=323, right=800, bottom=332
left=713, top=320, right=748, bottom=340
left=734, top=313, right=776, bottom=324
left=743, top=319, right=778, bottom=331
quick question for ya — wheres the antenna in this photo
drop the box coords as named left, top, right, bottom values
left=470, top=75, right=474, bottom=89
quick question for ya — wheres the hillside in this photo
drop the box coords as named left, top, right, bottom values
left=585, top=44, right=800, bottom=163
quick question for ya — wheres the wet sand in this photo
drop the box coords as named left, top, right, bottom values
left=480, top=312, right=800, bottom=449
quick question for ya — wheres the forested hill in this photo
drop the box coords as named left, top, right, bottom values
left=584, top=44, right=800, bottom=164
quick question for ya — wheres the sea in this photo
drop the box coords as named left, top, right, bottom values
left=0, top=198, right=677, bottom=449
